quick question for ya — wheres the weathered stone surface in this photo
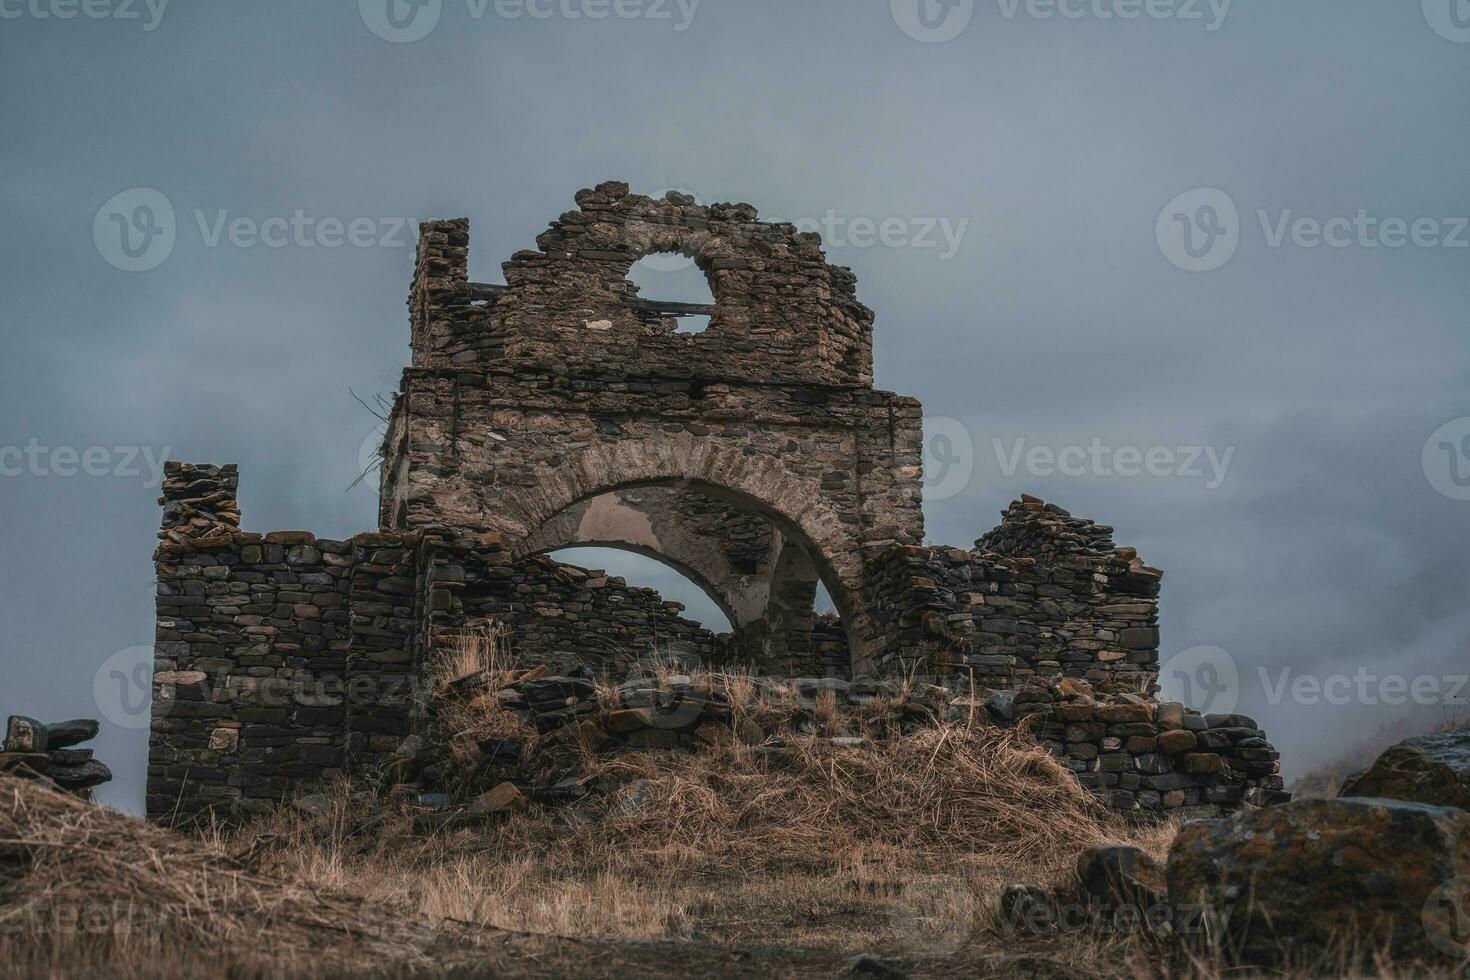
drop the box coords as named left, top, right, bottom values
left=48, top=760, right=113, bottom=790
left=1167, top=797, right=1470, bottom=966
left=1341, top=731, right=1470, bottom=811
left=4, top=716, right=47, bottom=753
left=466, top=781, right=526, bottom=817
left=4, top=714, right=111, bottom=796
left=1075, top=844, right=1164, bottom=909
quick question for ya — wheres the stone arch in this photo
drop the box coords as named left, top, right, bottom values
left=520, top=487, right=772, bottom=628
left=495, top=435, right=867, bottom=667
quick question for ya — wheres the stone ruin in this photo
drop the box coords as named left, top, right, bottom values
left=2, top=716, right=112, bottom=794
left=147, top=182, right=1287, bottom=823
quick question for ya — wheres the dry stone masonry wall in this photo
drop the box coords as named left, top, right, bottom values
left=147, top=183, right=1286, bottom=823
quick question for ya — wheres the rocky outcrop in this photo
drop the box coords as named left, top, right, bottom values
left=1, top=716, right=112, bottom=794
left=1167, top=797, right=1470, bottom=967
left=1341, top=730, right=1470, bottom=811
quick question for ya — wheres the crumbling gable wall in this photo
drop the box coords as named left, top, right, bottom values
left=379, top=184, right=927, bottom=673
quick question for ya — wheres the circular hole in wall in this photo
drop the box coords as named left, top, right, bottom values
left=626, top=254, right=715, bottom=335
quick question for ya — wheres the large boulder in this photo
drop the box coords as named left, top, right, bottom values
left=1167, top=797, right=1470, bottom=967
left=1341, top=730, right=1470, bottom=811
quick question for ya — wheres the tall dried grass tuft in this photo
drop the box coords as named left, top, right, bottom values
left=0, top=775, right=474, bottom=977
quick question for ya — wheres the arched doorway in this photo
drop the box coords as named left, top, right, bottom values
left=520, top=481, right=853, bottom=677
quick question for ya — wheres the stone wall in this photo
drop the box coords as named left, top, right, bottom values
left=1003, top=678, right=1289, bottom=815
left=150, top=463, right=414, bottom=821
left=150, top=464, right=732, bottom=822
left=144, top=184, right=1286, bottom=823
left=863, top=496, right=1162, bottom=693
left=416, top=528, right=729, bottom=680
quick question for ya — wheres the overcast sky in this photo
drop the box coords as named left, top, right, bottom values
left=2, top=0, right=1467, bottom=814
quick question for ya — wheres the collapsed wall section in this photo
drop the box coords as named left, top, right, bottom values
left=151, top=464, right=424, bottom=821
left=864, top=496, right=1162, bottom=693
left=408, top=183, right=875, bottom=386
left=150, top=464, right=730, bottom=822
left=415, top=528, right=728, bottom=680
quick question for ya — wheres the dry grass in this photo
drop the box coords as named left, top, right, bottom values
left=225, top=718, right=1167, bottom=965
left=7, top=672, right=1465, bottom=977
left=7, top=627, right=1464, bottom=977
left=559, top=722, right=1126, bottom=866
left=0, top=775, right=479, bottom=978
left=427, top=624, right=539, bottom=773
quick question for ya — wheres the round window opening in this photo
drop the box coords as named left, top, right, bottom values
left=626, top=253, right=715, bottom=335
